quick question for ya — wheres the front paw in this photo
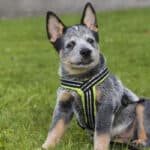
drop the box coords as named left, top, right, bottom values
left=42, top=119, right=66, bottom=149
left=94, top=133, right=110, bottom=150
left=42, top=141, right=55, bottom=149
left=42, top=142, right=49, bottom=149
left=42, top=136, right=57, bottom=149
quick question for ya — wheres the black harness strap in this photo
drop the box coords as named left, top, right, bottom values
left=61, top=67, right=109, bottom=129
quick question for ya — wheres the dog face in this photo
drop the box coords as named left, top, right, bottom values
left=46, top=3, right=100, bottom=75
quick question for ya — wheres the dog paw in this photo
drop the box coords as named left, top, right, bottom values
left=132, top=139, right=146, bottom=146
left=42, top=143, right=49, bottom=149
left=42, top=141, right=55, bottom=149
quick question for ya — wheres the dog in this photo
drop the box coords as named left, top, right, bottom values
left=42, top=3, right=150, bottom=150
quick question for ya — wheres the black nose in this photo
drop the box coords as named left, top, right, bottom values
left=80, top=49, right=91, bottom=58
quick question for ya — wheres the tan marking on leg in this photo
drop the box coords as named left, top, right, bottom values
left=42, top=119, right=66, bottom=149
left=96, top=88, right=101, bottom=102
left=59, top=91, right=73, bottom=102
left=132, top=104, right=147, bottom=145
left=138, top=129, right=147, bottom=140
left=94, top=132, right=110, bottom=150
left=136, top=104, right=147, bottom=140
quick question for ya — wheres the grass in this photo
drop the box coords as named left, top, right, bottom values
left=0, top=7, right=150, bottom=150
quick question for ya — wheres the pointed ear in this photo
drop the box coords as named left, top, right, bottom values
left=81, top=3, right=98, bottom=32
left=46, top=11, right=65, bottom=43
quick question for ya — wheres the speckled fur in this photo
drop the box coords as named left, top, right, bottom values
left=42, top=3, right=150, bottom=150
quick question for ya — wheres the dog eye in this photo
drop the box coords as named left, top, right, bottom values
left=87, top=38, right=94, bottom=44
left=66, top=41, right=76, bottom=49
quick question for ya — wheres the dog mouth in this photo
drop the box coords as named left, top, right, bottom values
left=71, top=59, right=94, bottom=68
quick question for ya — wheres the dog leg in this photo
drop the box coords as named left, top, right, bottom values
left=132, top=103, right=147, bottom=146
left=94, top=133, right=110, bottom=150
left=42, top=90, right=74, bottom=149
left=94, top=99, right=114, bottom=150
left=42, top=119, right=66, bottom=148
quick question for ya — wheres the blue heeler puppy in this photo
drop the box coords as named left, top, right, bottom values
left=42, top=3, right=150, bottom=150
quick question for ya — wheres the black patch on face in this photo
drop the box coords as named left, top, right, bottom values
left=52, top=27, right=68, bottom=52
left=52, top=26, right=75, bottom=53
left=92, top=31, right=99, bottom=43
left=53, top=38, right=63, bottom=52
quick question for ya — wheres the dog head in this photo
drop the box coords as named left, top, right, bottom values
left=46, top=3, right=101, bottom=76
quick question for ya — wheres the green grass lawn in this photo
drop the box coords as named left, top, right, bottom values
left=0, top=7, right=150, bottom=150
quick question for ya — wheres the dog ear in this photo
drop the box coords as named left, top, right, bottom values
left=46, top=11, right=65, bottom=43
left=81, top=3, right=98, bottom=32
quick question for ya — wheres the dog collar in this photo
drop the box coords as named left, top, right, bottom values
left=60, top=67, right=109, bottom=130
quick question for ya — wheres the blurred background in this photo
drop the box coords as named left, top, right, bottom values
left=0, top=1, right=150, bottom=150
left=1, top=0, right=150, bottom=18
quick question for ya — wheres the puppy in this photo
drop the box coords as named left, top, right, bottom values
left=42, top=3, right=150, bottom=150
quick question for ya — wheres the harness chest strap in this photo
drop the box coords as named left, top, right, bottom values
left=61, top=67, right=109, bottom=130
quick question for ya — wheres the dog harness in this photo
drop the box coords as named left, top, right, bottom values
left=61, top=67, right=109, bottom=130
